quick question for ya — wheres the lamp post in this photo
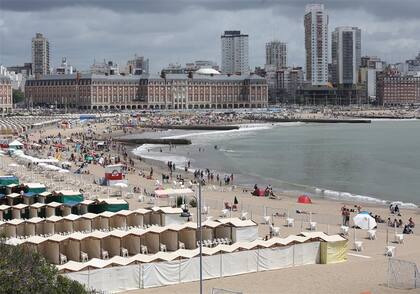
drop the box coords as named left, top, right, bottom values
left=191, top=180, right=204, bottom=294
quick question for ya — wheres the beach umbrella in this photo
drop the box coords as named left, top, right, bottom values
left=353, top=212, right=376, bottom=230
left=234, top=196, right=238, bottom=205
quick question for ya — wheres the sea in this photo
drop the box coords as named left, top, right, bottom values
left=130, top=120, right=420, bottom=208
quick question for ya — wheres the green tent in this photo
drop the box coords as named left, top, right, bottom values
left=89, top=199, right=129, bottom=213
left=0, top=176, right=19, bottom=187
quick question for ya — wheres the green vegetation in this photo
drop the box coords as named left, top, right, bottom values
left=0, top=241, right=89, bottom=294
left=12, top=89, right=25, bottom=104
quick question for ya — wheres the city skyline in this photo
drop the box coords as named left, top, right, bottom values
left=1, top=1, right=420, bottom=73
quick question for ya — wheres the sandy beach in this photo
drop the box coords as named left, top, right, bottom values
left=2, top=113, right=420, bottom=294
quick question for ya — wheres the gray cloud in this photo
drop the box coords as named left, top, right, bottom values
left=0, top=1, right=419, bottom=72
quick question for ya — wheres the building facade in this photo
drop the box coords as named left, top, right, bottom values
left=265, top=66, right=304, bottom=103
left=304, top=4, right=329, bottom=86
left=221, top=31, right=249, bottom=75
left=377, top=71, right=420, bottom=105
left=32, top=33, right=50, bottom=76
left=0, top=76, right=13, bottom=112
left=359, top=56, right=384, bottom=102
left=25, top=71, right=268, bottom=110
left=126, top=55, right=149, bottom=75
left=331, top=26, right=361, bottom=85
left=55, top=57, right=74, bottom=75
left=265, top=41, right=287, bottom=69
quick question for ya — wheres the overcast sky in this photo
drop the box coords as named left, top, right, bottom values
left=1, top=0, right=419, bottom=73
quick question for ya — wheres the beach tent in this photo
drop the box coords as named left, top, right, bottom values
left=0, top=204, right=11, bottom=220
left=61, top=233, right=84, bottom=262
left=42, top=234, right=68, bottom=264
left=45, top=202, right=63, bottom=217
left=110, top=210, right=130, bottom=229
left=297, top=195, right=312, bottom=204
left=24, top=217, right=45, bottom=236
left=218, top=218, right=259, bottom=243
left=78, top=200, right=95, bottom=215
left=4, top=218, right=25, bottom=237
left=178, top=224, right=198, bottom=249
left=202, top=220, right=223, bottom=243
left=160, top=227, right=180, bottom=252
left=6, top=193, right=21, bottom=206
left=22, top=236, right=46, bottom=254
left=76, top=213, right=97, bottom=232
left=44, top=215, right=62, bottom=235
left=121, top=231, right=143, bottom=255
left=80, top=235, right=102, bottom=260
left=101, top=232, right=123, bottom=258
left=22, top=192, right=38, bottom=205
left=29, top=202, right=46, bottom=218
left=89, top=198, right=129, bottom=213
left=92, top=212, right=112, bottom=231
left=37, top=191, right=52, bottom=203
left=320, top=238, right=348, bottom=264
left=150, top=207, right=185, bottom=226
left=0, top=176, right=19, bottom=187
left=127, top=209, right=150, bottom=227
left=11, top=203, right=28, bottom=219
left=353, top=212, right=377, bottom=230
left=140, top=230, right=162, bottom=254
left=54, top=190, right=84, bottom=205
left=24, top=183, right=47, bottom=194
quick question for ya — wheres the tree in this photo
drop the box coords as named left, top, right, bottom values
left=12, top=89, right=25, bottom=104
left=0, top=241, right=89, bottom=294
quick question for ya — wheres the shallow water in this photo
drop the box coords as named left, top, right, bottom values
left=131, top=120, right=420, bottom=207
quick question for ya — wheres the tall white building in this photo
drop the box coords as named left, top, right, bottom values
left=221, top=31, right=249, bottom=75
left=331, top=26, right=361, bottom=85
left=266, top=41, right=287, bottom=69
left=304, top=4, right=329, bottom=86
left=32, top=33, right=50, bottom=76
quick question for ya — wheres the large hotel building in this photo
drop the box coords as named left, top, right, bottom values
left=0, top=76, right=13, bottom=113
left=25, top=69, right=268, bottom=110
left=377, top=72, right=420, bottom=106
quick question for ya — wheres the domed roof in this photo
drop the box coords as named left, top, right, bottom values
left=195, top=68, right=221, bottom=75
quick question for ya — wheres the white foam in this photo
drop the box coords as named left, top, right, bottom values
left=161, top=123, right=273, bottom=140
left=317, top=188, right=418, bottom=208
left=390, top=201, right=418, bottom=209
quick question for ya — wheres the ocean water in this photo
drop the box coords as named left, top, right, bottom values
left=131, top=120, right=420, bottom=207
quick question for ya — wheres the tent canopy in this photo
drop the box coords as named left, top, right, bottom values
left=353, top=213, right=377, bottom=230
left=297, top=195, right=312, bottom=204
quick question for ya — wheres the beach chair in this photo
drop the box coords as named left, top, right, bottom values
left=221, top=209, right=229, bottom=218
left=101, top=249, right=109, bottom=260
left=309, top=222, right=317, bottom=231
left=121, top=247, right=128, bottom=257
left=240, top=211, right=248, bottom=220
left=271, top=226, right=280, bottom=237
left=385, top=245, right=396, bottom=257
left=286, top=218, right=294, bottom=227
left=160, top=243, right=167, bottom=252
left=232, top=204, right=238, bottom=211
left=224, top=202, right=231, bottom=210
left=179, top=241, right=185, bottom=249
left=80, top=251, right=88, bottom=262
left=59, top=253, right=67, bottom=265
left=354, top=241, right=363, bottom=252
left=367, top=230, right=376, bottom=240
left=395, top=234, right=404, bottom=244
left=225, top=238, right=232, bottom=245
left=141, top=245, right=148, bottom=255
left=340, top=226, right=349, bottom=235
left=263, top=216, right=270, bottom=224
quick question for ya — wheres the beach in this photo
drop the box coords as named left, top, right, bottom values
left=2, top=110, right=420, bottom=294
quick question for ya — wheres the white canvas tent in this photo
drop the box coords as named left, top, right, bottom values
left=29, top=202, right=46, bottom=218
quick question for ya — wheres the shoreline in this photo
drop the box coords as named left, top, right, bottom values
left=124, top=125, right=419, bottom=209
